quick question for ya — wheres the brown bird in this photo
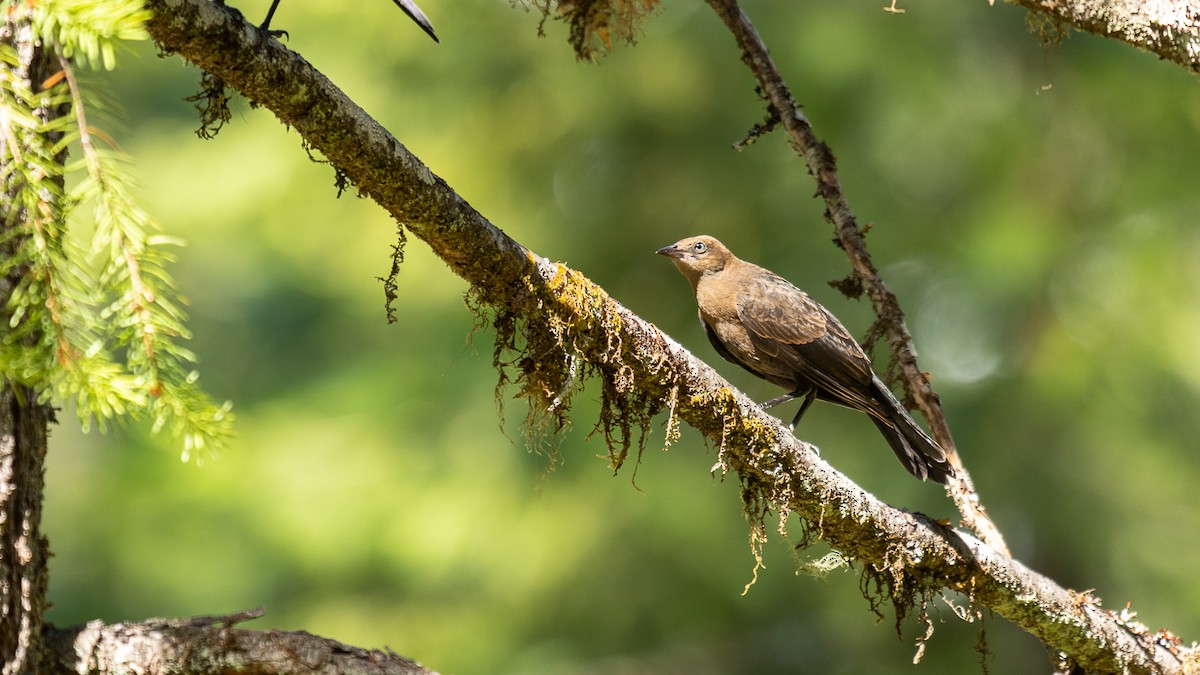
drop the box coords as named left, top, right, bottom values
left=657, top=235, right=953, bottom=484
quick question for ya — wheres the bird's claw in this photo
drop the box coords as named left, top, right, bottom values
left=259, top=25, right=289, bottom=40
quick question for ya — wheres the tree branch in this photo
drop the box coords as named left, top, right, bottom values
left=134, top=0, right=1194, bottom=672
left=43, top=609, right=434, bottom=674
left=1005, top=0, right=1200, bottom=76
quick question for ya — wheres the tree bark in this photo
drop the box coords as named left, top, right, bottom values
left=0, top=12, right=58, bottom=675
left=136, top=0, right=1196, bottom=672
left=42, top=610, right=435, bottom=675
left=1004, top=0, right=1200, bottom=76
left=0, top=389, right=51, bottom=675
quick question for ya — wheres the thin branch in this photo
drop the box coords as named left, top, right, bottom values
left=702, top=0, right=1009, bottom=556
left=58, top=56, right=160, bottom=384
left=137, top=0, right=1192, bottom=672
left=1004, top=0, right=1200, bottom=76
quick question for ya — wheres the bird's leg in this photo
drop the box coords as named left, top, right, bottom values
left=258, top=0, right=289, bottom=38
left=760, top=387, right=818, bottom=430
left=761, top=390, right=801, bottom=409
left=787, top=389, right=818, bottom=431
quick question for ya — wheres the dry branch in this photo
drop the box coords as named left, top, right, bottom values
left=132, top=0, right=1194, bottom=672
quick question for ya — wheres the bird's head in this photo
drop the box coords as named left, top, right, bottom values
left=656, top=235, right=733, bottom=286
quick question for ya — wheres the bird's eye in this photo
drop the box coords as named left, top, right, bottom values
left=692, top=241, right=707, bottom=254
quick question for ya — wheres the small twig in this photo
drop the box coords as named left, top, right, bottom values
left=733, top=101, right=780, bottom=151
left=163, top=606, right=266, bottom=629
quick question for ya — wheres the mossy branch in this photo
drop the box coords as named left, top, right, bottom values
left=142, top=0, right=1193, bottom=672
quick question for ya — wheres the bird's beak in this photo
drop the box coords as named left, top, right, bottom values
left=655, top=244, right=684, bottom=259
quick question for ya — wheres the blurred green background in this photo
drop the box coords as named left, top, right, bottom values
left=44, top=1, right=1200, bottom=673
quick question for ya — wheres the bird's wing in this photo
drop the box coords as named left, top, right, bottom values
left=735, top=273, right=883, bottom=416
left=703, top=318, right=772, bottom=381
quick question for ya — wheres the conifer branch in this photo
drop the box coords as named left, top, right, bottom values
left=1, top=2, right=232, bottom=456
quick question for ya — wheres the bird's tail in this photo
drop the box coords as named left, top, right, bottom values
left=869, top=377, right=954, bottom=484
left=393, top=0, right=439, bottom=42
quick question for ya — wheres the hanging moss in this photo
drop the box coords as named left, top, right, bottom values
left=463, top=257, right=673, bottom=472
left=526, top=0, right=661, bottom=61
left=183, top=70, right=231, bottom=140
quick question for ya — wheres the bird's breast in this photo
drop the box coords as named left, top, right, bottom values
left=694, top=275, right=737, bottom=318
left=696, top=278, right=753, bottom=355
left=696, top=282, right=797, bottom=389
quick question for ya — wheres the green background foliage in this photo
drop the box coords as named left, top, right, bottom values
left=43, top=1, right=1200, bottom=673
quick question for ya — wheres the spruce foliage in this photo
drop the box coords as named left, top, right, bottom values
left=1, top=0, right=232, bottom=458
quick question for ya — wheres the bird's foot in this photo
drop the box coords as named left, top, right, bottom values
left=258, top=24, right=289, bottom=40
